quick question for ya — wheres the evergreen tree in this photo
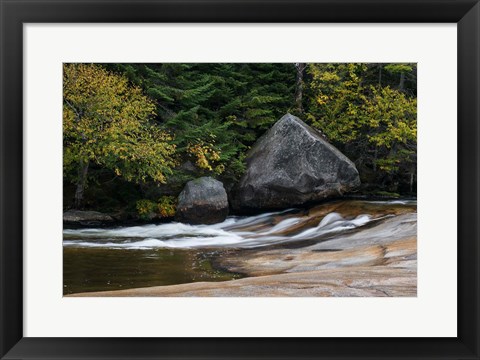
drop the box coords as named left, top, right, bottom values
left=105, top=63, right=296, bottom=185
left=65, top=62, right=418, bottom=213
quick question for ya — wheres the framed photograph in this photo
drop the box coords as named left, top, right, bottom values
left=1, top=0, right=479, bottom=359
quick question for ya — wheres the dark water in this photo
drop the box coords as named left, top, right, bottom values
left=63, top=247, right=242, bottom=295
left=63, top=199, right=416, bottom=295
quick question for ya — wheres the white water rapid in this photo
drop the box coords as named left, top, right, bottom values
left=63, top=201, right=416, bottom=249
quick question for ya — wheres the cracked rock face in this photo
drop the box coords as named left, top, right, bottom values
left=231, top=113, right=360, bottom=211
left=175, top=177, right=229, bottom=225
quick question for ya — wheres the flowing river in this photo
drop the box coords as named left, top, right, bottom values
left=63, top=199, right=417, bottom=295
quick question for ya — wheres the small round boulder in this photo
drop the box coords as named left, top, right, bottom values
left=175, top=177, right=229, bottom=225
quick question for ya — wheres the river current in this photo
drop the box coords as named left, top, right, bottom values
left=63, top=199, right=416, bottom=294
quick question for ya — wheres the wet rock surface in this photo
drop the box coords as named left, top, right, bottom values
left=71, top=266, right=416, bottom=297
left=218, top=213, right=416, bottom=278
left=69, top=201, right=417, bottom=297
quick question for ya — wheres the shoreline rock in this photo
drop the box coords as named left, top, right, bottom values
left=63, top=210, right=115, bottom=227
left=175, top=177, right=229, bottom=225
left=68, top=265, right=416, bottom=297
left=66, top=211, right=417, bottom=297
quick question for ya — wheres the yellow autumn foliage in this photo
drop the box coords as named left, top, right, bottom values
left=63, top=63, right=176, bottom=185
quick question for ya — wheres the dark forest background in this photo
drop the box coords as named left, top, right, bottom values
left=63, top=63, right=417, bottom=218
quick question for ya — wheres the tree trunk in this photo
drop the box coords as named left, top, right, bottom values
left=409, top=171, right=415, bottom=193
left=74, top=160, right=89, bottom=209
left=399, top=72, right=405, bottom=91
left=378, top=65, right=382, bottom=88
left=294, top=63, right=306, bottom=114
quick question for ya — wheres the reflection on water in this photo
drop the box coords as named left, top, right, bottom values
left=63, top=247, right=242, bottom=295
left=63, top=199, right=416, bottom=295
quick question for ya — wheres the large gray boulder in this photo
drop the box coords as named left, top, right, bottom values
left=232, top=114, right=360, bottom=211
left=176, top=177, right=229, bottom=224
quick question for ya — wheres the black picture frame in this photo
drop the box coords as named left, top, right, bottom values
left=1, top=1, right=479, bottom=359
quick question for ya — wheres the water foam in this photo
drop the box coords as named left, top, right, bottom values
left=63, top=208, right=379, bottom=249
